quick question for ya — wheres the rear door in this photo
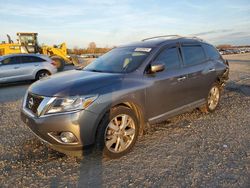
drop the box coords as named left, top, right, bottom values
left=0, top=56, right=23, bottom=83
left=180, top=43, right=216, bottom=103
left=145, top=44, right=189, bottom=122
left=18, top=55, right=46, bottom=79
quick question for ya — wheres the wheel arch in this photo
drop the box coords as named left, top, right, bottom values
left=93, top=100, right=146, bottom=145
left=113, top=101, right=145, bottom=135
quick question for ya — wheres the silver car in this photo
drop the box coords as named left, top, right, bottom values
left=0, top=54, right=57, bottom=83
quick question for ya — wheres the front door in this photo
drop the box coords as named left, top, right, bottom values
left=0, top=56, right=22, bottom=83
left=145, top=45, right=189, bottom=122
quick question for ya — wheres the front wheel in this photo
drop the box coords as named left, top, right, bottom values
left=200, top=83, right=221, bottom=113
left=96, top=106, right=139, bottom=158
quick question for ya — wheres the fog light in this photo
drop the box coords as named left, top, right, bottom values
left=60, top=132, right=77, bottom=143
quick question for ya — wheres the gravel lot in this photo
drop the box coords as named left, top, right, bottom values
left=0, top=54, right=249, bottom=187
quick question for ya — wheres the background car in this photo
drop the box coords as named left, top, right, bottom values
left=0, top=54, right=57, bottom=84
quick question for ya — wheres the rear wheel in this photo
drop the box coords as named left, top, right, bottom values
left=69, top=54, right=80, bottom=66
left=50, top=56, right=65, bottom=71
left=96, top=106, right=139, bottom=158
left=200, top=83, right=221, bottom=113
left=36, top=70, right=50, bottom=80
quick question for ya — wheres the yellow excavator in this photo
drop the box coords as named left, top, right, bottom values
left=0, top=32, right=78, bottom=71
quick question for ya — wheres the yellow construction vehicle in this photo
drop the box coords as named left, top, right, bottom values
left=0, top=33, right=78, bottom=71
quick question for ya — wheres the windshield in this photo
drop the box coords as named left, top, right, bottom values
left=84, top=47, right=152, bottom=73
left=19, top=35, right=35, bottom=44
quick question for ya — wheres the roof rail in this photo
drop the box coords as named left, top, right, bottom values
left=142, top=35, right=182, bottom=41
left=189, top=36, right=205, bottom=42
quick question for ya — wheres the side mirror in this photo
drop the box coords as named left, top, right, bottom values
left=225, top=59, right=229, bottom=66
left=150, top=64, right=165, bottom=73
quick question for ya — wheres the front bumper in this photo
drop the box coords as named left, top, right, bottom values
left=21, top=107, right=99, bottom=155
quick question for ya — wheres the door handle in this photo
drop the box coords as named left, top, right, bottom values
left=34, top=64, right=39, bottom=67
left=177, top=76, right=186, bottom=81
left=208, top=68, right=215, bottom=72
left=14, top=67, right=20, bottom=69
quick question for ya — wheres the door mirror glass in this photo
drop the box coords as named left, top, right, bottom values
left=150, top=64, right=165, bottom=73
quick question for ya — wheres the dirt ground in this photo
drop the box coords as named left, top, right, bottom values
left=0, top=54, right=249, bottom=187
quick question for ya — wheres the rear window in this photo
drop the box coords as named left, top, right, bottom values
left=203, top=44, right=220, bottom=60
left=182, top=45, right=206, bottom=66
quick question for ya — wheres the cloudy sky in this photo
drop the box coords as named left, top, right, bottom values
left=0, top=0, right=250, bottom=48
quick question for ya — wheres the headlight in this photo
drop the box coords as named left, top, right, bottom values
left=45, top=95, right=98, bottom=115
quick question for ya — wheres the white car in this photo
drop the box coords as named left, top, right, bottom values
left=0, top=54, right=57, bottom=83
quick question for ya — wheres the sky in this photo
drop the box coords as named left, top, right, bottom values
left=0, top=0, right=250, bottom=48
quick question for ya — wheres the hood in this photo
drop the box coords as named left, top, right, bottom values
left=29, top=70, right=123, bottom=97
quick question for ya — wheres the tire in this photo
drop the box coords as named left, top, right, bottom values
left=69, top=55, right=80, bottom=66
left=96, top=106, right=139, bottom=159
left=200, top=83, right=221, bottom=113
left=35, top=70, right=50, bottom=80
left=51, top=56, right=65, bottom=71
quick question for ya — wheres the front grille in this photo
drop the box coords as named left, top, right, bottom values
left=25, top=93, right=44, bottom=114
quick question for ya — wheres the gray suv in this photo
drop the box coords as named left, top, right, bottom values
left=0, top=54, right=57, bottom=84
left=21, top=36, right=229, bottom=158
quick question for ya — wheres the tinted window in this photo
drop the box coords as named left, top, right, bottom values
left=182, top=45, right=206, bottom=66
left=154, top=47, right=180, bottom=70
left=2, top=57, right=20, bottom=65
left=32, top=56, right=46, bottom=62
left=20, top=56, right=45, bottom=63
left=204, top=44, right=220, bottom=59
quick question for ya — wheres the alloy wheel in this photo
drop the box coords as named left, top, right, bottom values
left=38, top=72, right=49, bottom=80
left=208, top=86, right=220, bottom=110
left=104, top=114, right=136, bottom=153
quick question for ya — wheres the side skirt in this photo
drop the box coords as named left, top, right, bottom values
left=148, top=99, right=206, bottom=125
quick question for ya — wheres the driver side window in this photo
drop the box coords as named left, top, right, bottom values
left=154, top=47, right=181, bottom=70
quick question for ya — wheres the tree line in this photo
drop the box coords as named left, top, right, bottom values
left=68, top=42, right=113, bottom=55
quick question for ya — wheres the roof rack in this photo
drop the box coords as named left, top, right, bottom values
left=188, top=36, right=205, bottom=42
left=142, top=35, right=182, bottom=41
left=142, top=35, right=206, bottom=42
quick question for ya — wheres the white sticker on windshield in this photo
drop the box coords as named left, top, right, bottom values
left=134, top=48, right=152, bottom=52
